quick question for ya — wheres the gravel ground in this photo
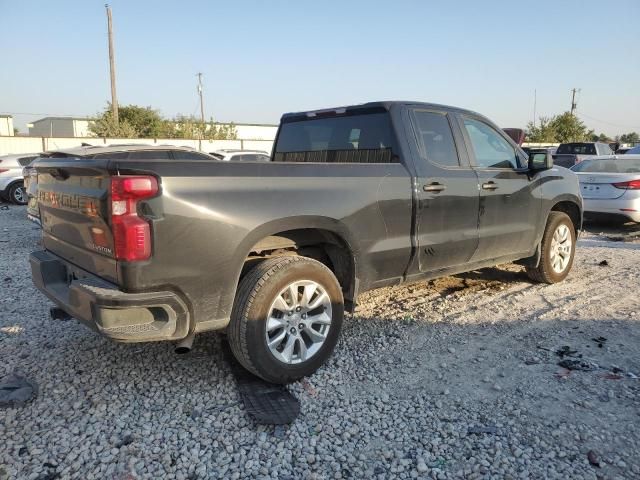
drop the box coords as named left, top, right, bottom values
left=1, top=202, right=640, bottom=480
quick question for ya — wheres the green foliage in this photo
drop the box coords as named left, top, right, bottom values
left=89, top=104, right=237, bottom=140
left=163, top=116, right=238, bottom=140
left=526, top=112, right=594, bottom=143
left=525, top=116, right=557, bottom=143
left=618, top=132, right=640, bottom=144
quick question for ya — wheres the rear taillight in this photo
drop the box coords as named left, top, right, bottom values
left=612, top=179, right=640, bottom=190
left=110, top=175, right=158, bottom=261
left=0, top=169, right=8, bottom=174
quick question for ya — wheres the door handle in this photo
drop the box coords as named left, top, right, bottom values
left=423, top=182, right=446, bottom=193
left=482, top=181, right=498, bottom=190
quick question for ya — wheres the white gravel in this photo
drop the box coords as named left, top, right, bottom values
left=1, top=202, right=639, bottom=480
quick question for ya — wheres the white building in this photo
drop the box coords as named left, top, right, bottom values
left=29, top=117, right=93, bottom=137
left=0, top=115, right=15, bottom=136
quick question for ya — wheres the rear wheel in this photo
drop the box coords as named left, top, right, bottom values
left=228, top=256, right=344, bottom=384
left=8, top=182, right=27, bottom=205
left=526, top=212, right=576, bottom=284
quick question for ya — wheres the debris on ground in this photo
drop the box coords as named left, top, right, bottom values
left=0, top=373, right=38, bottom=408
left=557, top=359, right=598, bottom=371
left=598, top=260, right=609, bottom=266
left=556, top=345, right=579, bottom=358
left=587, top=450, right=601, bottom=467
left=592, top=336, right=607, bottom=348
left=467, top=425, right=498, bottom=435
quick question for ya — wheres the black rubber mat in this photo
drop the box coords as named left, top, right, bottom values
left=222, top=341, right=300, bottom=424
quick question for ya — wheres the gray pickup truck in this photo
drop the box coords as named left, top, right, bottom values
left=29, top=101, right=582, bottom=383
left=553, top=142, right=614, bottom=168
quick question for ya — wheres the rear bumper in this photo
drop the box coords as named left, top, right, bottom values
left=583, top=197, right=640, bottom=223
left=30, top=250, right=190, bottom=342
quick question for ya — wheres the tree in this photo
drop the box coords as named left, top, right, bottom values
left=526, top=116, right=558, bottom=143
left=550, top=112, right=591, bottom=143
left=89, top=110, right=137, bottom=138
left=90, top=104, right=164, bottom=138
left=163, top=116, right=237, bottom=140
left=619, top=132, right=640, bottom=144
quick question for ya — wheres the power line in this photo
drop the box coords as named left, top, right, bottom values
left=576, top=112, right=640, bottom=130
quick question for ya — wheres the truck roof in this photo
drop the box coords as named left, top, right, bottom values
left=281, top=100, right=483, bottom=121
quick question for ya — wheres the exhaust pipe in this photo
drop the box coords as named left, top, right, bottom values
left=175, top=332, right=195, bottom=354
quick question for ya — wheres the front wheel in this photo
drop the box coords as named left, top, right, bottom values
left=228, top=256, right=344, bottom=384
left=526, top=212, right=576, bottom=284
left=9, top=182, right=27, bottom=205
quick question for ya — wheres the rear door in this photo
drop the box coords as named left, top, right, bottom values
left=456, top=115, right=541, bottom=261
left=408, top=108, right=480, bottom=272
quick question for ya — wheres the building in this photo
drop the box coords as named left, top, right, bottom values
left=0, top=115, right=15, bottom=136
left=28, top=117, right=92, bottom=137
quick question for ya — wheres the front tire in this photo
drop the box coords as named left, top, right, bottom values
left=526, top=212, right=576, bottom=284
left=8, top=182, right=27, bottom=205
left=228, top=256, right=344, bottom=384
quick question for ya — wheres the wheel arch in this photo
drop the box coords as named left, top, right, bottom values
left=235, top=216, right=359, bottom=311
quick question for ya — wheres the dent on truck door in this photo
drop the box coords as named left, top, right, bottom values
left=409, top=109, right=480, bottom=272
left=459, top=116, right=541, bottom=261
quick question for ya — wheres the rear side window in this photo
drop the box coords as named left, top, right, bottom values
left=557, top=144, right=596, bottom=155
left=571, top=158, right=640, bottom=173
left=274, top=112, right=398, bottom=163
left=463, top=117, right=518, bottom=169
left=128, top=150, right=172, bottom=160
left=172, top=151, right=215, bottom=161
left=17, top=156, right=38, bottom=166
left=598, top=143, right=613, bottom=155
left=91, top=152, right=129, bottom=160
left=412, top=111, right=460, bottom=167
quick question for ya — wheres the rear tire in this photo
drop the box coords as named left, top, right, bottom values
left=228, top=256, right=344, bottom=384
left=526, top=212, right=576, bottom=284
left=8, top=182, right=27, bottom=205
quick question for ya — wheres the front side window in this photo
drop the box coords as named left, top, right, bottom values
left=274, top=111, right=398, bottom=163
left=129, top=150, right=172, bottom=160
left=412, top=111, right=460, bottom=167
left=463, top=117, right=518, bottom=169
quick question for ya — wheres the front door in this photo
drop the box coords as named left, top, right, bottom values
left=457, top=115, right=541, bottom=261
left=408, top=109, right=480, bottom=272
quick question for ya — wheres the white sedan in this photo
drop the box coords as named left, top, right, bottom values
left=571, top=155, right=640, bottom=222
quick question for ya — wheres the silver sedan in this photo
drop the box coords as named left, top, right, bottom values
left=570, top=155, right=640, bottom=222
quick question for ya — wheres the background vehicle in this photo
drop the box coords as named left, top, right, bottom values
left=210, top=149, right=271, bottom=161
left=570, top=155, right=640, bottom=223
left=626, top=145, right=640, bottom=155
left=29, top=101, right=582, bottom=383
left=25, top=144, right=219, bottom=222
left=0, top=153, right=39, bottom=204
left=553, top=142, right=613, bottom=168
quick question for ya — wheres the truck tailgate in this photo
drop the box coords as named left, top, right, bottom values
left=35, top=158, right=119, bottom=283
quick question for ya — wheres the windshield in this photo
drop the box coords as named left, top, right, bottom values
left=557, top=143, right=596, bottom=155
left=571, top=158, right=640, bottom=173
left=274, top=111, right=398, bottom=163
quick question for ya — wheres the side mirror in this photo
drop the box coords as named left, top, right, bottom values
left=529, top=152, right=553, bottom=171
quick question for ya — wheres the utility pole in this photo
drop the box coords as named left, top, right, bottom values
left=533, top=89, right=537, bottom=128
left=197, top=73, right=205, bottom=125
left=196, top=73, right=205, bottom=150
left=106, top=4, right=119, bottom=123
left=570, top=88, right=579, bottom=116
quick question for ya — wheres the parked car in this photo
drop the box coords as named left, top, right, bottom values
left=29, top=101, right=582, bottom=383
left=553, top=142, right=613, bottom=168
left=570, top=155, right=640, bottom=223
left=210, top=149, right=271, bottom=162
left=25, top=144, right=219, bottom=222
left=626, top=145, right=640, bottom=155
left=0, top=153, right=39, bottom=204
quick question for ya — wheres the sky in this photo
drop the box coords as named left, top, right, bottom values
left=1, top=0, right=639, bottom=136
